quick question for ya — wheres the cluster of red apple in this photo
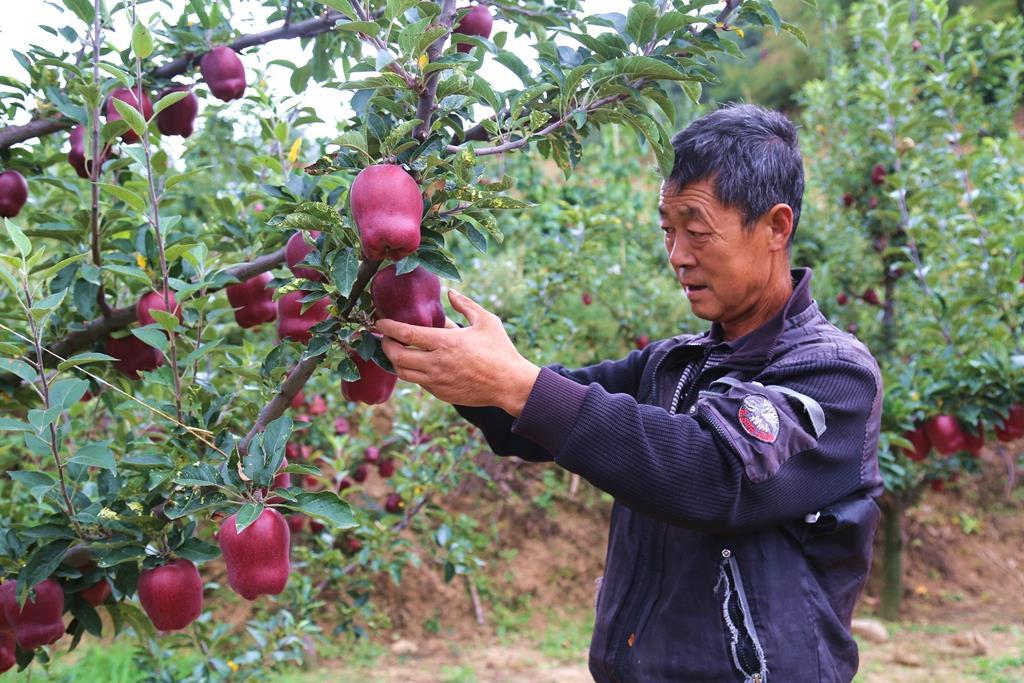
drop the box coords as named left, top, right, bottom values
left=899, top=405, right=1024, bottom=462
left=835, top=288, right=882, bottom=307
left=840, top=163, right=888, bottom=210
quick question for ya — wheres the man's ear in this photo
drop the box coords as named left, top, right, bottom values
left=764, top=203, right=793, bottom=252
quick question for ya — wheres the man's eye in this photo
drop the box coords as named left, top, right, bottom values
left=688, top=230, right=705, bottom=239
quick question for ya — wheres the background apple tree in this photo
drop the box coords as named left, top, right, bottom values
left=0, top=0, right=800, bottom=678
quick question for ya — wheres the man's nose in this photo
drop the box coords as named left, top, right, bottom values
left=668, top=236, right=697, bottom=269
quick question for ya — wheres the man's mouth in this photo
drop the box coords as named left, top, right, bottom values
left=683, top=284, right=707, bottom=293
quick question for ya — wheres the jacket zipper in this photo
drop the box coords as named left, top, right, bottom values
left=609, top=346, right=708, bottom=680
left=720, top=548, right=768, bottom=682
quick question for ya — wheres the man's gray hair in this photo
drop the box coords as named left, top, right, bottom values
left=668, top=103, right=804, bottom=242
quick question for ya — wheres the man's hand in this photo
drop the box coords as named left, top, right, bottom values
left=376, top=290, right=541, bottom=417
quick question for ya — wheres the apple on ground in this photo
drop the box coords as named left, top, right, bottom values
left=454, top=4, right=494, bottom=53
left=68, top=126, right=108, bottom=179
left=155, top=85, right=199, bottom=137
left=105, top=86, right=153, bottom=144
left=225, top=272, right=276, bottom=328
left=105, top=334, right=164, bottom=379
left=276, top=291, right=331, bottom=344
left=200, top=46, right=247, bottom=101
left=351, top=164, right=423, bottom=261
left=371, top=265, right=446, bottom=328
left=0, top=170, right=29, bottom=218
left=138, top=559, right=203, bottom=631
left=0, top=579, right=65, bottom=649
left=286, top=231, right=323, bottom=281
left=218, top=508, right=290, bottom=600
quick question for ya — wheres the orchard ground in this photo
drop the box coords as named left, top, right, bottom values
left=11, top=439, right=1023, bottom=683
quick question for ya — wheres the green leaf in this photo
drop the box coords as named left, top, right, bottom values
left=70, top=441, right=116, bottom=471
left=173, top=537, right=220, bottom=563
left=330, top=248, right=360, bottom=298
left=290, top=490, right=356, bottom=529
left=173, top=463, right=221, bottom=487
left=111, top=98, right=147, bottom=138
left=98, top=183, right=147, bottom=213
left=131, top=22, right=154, bottom=60
left=107, top=602, right=156, bottom=639
left=32, top=288, right=67, bottom=312
left=0, top=358, right=38, bottom=383
left=131, top=327, right=167, bottom=352
left=376, top=48, right=396, bottom=71
left=335, top=21, right=380, bottom=34
left=58, top=352, right=117, bottom=372
left=781, top=21, right=808, bottom=47
left=152, top=89, right=189, bottom=117
left=234, top=503, right=264, bottom=534
left=5, top=218, right=31, bottom=259
left=49, top=378, right=89, bottom=411
left=35, top=252, right=88, bottom=282
left=164, top=167, right=209, bottom=191
left=318, top=0, right=358, bottom=19
left=262, top=415, right=292, bottom=465
left=0, top=418, right=32, bottom=432
left=611, top=56, right=692, bottom=82
left=61, top=0, right=94, bottom=24
left=681, top=80, right=701, bottom=105
left=414, top=249, right=461, bottom=281
left=19, top=540, right=73, bottom=600
left=149, top=310, right=180, bottom=333
left=103, top=264, right=150, bottom=286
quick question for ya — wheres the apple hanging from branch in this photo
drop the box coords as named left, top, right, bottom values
left=105, top=334, right=165, bottom=379
left=200, top=46, right=247, bottom=101
left=0, top=579, right=65, bottom=649
left=454, top=4, right=494, bottom=53
left=218, top=508, right=291, bottom=600
left=155, top=85, right=199, bottom=138
left=351, top=164, right=423, bottom=261
left=137, top=559, right=204, bottom=631
left=277, top=291, right=331, bottom=343
left=68, top=126, right=108, bottom=179
left=226, top=272, right=277, bottom=328
left=371, top=265, right=446, bottom=328
left=342, top=349, right=398, bottom=405
left=0, top=170, right=28, bottom=218
left=136, top=290, right=183, bottom=326
left=105, top=86, right=153, bottom=144
left=286, top=231, right=323, bottom=281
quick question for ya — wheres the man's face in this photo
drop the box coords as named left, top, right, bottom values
left=659, top=179, right=778, bottom=332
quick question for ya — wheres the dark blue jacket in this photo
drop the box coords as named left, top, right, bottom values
left=457, top=269, right=883, bottom=682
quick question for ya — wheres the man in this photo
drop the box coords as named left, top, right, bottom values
left=377, top=104, right=884, bottom=683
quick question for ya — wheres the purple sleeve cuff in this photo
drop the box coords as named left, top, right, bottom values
left=510, top=367, right=589, bottom=456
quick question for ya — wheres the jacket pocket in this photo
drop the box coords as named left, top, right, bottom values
left=716, top=548, right=769, bottom=682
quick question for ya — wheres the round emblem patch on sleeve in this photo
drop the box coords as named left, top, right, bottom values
left=738, top=394, right=780, bottom=443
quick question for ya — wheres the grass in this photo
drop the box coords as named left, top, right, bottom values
left=5, top=640, right=143, bottom=683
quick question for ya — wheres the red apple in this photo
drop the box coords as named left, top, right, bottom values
left=138, top=559, right=203, bottom=631
left=371, top=265, right=445, bottom=328
left=105, top=334, right=164, bottom=379
left=924, top=415, right=966, bottom=456
left=378, top=459, right=396, bottom=479
left=276, top=290, right=331, bottom=344
left=836, top=293, right=848, bottom=306
left=226, top=272, right=276, bottom=328
left=963, top=423, right=985, bottom=456
left=291, top=391, right=306, bottom=410
left=0, top=170, right=28, bottom=218
left=841, top=193, right=855, bottom=207
left=1, top=578, right=65, bottom=649
left=0, top=631, right=13, bottom=674
left=79, top=578, right=111, bottom=607
left=352, top=463, right=369, bottom=483
left=635, top=335, right=650, bottom=350
left=911, top=39, right=922, bottom=52
left=334, top=416, right=350, bottom=435
left=309, top=520, right=325, bottom=534
left=870, top=163, right=886, bottom=185
left=582, top=292, right=593, bottom=306
left=868, top=196, right=879, bottom=210
left=287, top=514, right=305, bottom=534
left=363, top=446, right=380, bottom=464
left=861, top=288, right=880, bottom=306
left=155, top=86, right=199, bottom=137
left=308, top=394, right=327, bottom=416
left=900, top=426, right=931, bottom=462
left=384, top=493, right=404, bottom=514
left=351, top=164, right=423, bottom=261
left=136, top=290, right=182, bottom=327
left=929, top=478, right=945, bottom=493
left=105, top=86, right=153, bottom=144
left=340, top=536, right=362, bottom=554
left=265, top=458, right=291, bottom=504
left=68, top=126, right=108, bottom=179
left=337, top=476, right=354, bottom=492
left=286, top=231, right=323, bottom=281
left=455, top=4, right=494, bottom=53
left=342, top=351, right=397, bottom=405
left=218, top=507, right=290, bottom=600
left=200, top=46, right=247, bottom=102
left=994, top=404, right=1024, bottom=442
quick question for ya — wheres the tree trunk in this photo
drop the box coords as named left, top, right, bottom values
left=879, top=496, right=903, bottom=620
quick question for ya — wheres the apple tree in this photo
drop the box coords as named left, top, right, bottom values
left=797, top=0, right=1024, bottom=620
left=0, top=0, right=801, bottom=677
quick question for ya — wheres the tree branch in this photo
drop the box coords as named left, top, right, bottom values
left=237, top=258, right=381, bottom=456
left=413, top=0, right=458, bottom=140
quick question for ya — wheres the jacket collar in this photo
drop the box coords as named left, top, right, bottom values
left=675, top=267, right=816, bottom=365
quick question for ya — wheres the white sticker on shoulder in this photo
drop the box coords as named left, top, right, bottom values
left=737, top=394, right=780, bottom=443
